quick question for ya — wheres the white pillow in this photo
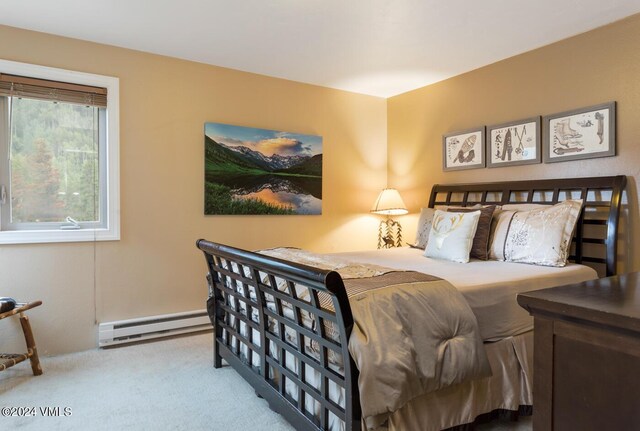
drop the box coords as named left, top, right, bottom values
left=414, top=207, right=436, bottom=249
left=424, top=209, right=481, bottom=263
left=503, top=199, right=583, bottom=267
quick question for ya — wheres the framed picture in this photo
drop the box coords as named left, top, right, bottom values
left=487, top=117, right=541, bottom=168
left=543, top=102, right=616, bottom=163
left=442, top=127, right=485, bottom=171
left=204, top=123, right=322, bottom=215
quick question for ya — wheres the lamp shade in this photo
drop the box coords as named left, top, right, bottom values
left=370, top=188, right=408, bottom=215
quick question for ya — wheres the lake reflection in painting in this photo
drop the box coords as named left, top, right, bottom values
left=237, top=189, right=321, bottom=215
left=204, top=123, right=322, bottom=215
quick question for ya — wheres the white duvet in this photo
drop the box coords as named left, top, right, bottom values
left=333, top=247, right=598, bottom=341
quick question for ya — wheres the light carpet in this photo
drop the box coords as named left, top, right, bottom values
left=0, top=333, right=531, bottom=430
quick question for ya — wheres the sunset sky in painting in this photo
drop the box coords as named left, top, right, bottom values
left=205, top=123, right=322, bottom=157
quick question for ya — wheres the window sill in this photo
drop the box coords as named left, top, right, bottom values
left=0, top=228, right=119, bottom=245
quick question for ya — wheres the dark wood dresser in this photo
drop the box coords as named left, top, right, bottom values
left=517, top=272, right=640, bottom=431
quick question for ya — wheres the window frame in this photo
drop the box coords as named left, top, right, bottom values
left=0, top=59, right=120, bottom=244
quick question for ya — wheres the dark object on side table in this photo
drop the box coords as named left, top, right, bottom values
left=0, top=297, right=17, bottom=313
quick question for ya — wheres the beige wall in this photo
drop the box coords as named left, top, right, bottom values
left=0, top=25, right=387, bottom=355
left=388, top=14, right=640, bottom=274
left=3, top=13, right=640, bottom=356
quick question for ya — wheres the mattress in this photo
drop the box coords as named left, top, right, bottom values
left=333, top=247, right=598, bottom=341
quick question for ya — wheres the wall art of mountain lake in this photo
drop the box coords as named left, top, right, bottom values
left=204, top=122, right=322, bottom=215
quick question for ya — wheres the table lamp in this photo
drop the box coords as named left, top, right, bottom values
left=370, top=188, right=408, bottom=249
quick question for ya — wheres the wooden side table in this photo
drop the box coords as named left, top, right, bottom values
left=0, top=301, right=43, bottom=375
left=517, top=273, right=640, bottom=431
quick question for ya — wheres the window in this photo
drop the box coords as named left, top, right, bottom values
left=0, top=59, right=119, bottom=244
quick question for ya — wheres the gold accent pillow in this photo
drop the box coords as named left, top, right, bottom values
left=414, top=204, right=482, bottom=249
left=424, top=209, right=481, bottom=263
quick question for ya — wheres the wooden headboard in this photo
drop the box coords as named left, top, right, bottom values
left=428, top=175, right=627, bottom=277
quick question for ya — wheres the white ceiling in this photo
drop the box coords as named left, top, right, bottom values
left=1, top=1, right=639, bottom=98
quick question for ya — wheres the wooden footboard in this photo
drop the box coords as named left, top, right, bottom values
left=197, top=239, right=361, bottom=431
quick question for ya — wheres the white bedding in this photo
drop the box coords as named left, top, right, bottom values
left=332, top=247, right=598, bottom=341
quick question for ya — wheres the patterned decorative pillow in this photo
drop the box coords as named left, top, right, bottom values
left=503, top=200, right=583, bottom=267
left=424, top=209, right=481, bottom=263
left=413, top=207, right=436, bottom=249
left=488, top=209, right=517, bottom=261
left=447, top=205, right=496, bottom=260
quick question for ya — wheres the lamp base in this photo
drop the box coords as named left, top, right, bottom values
left=377, top=218, right=404, bottom=249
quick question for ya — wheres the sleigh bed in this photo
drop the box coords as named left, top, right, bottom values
left=196, top=175, right=626, bottom=431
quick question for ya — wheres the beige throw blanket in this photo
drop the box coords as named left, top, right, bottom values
left=260, top=248, right=491, bottom=430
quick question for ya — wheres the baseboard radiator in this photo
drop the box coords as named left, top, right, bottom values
left=99, top=309, right=212, bottom=347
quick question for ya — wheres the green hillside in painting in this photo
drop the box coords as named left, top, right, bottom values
left=205, top=135, right=322, bottom=177
left=205, top=135, right=266, bottom=174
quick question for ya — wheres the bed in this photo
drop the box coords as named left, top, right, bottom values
left=196, top=175, right=626, bottom=431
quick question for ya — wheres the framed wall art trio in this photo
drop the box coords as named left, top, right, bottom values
left=442, top=101, right=616, bottom=171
